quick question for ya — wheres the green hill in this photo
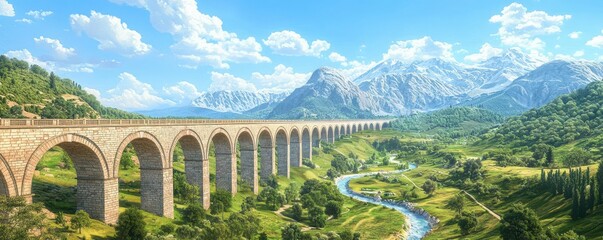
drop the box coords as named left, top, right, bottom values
left=482, top=81, right=603, bottom=148
left=391, top=107, right=504, bottom=138
left=0, top=55, right=143, bottom=119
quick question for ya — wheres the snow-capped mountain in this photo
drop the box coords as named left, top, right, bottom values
left=268, top=67, right=378, bottom=119
left=465, top=60, right=603, bottom=115
left=192, top=90, right=288, bottom=113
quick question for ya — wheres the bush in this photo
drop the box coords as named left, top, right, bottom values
left=210, top=189, right=232, bottom=215
left=71, top=210, right=91, bottom=234
left=116, top=208, right=146, bottom=240
left=182, top=204, right=206, bottom=226
left=458, top=211, right=478, bottom=235
left=302, top=158, right=316, bottom=169
left=325, top=200, right=342, bottom=218
left=292, top=203, right=303, bottom=221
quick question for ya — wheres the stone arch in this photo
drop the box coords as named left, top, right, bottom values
left=257, top=128, right=274, bottom=182
left=357, top=123, right=363, bottom=132
left=352, top=124, right=357, bottom=133
left=170, top=129, right=208, bottom=207
left=23, top=134, right=115, bottom=223
left=116, top=131, right=172, bottom=218
left=311, top=126, right=320, bottom=148
left=275, top=127, right=290, bottom=178
left=383, top=122, right=390, bottom=129
left=208, top=128, right=236, bottom=194
left=321, top=126, right=328, bottom=143
left=340, top=125, right=345, bottom=137
left=334, top=126, right=340, bottom=141
left=376, top=123, right=381, bottom=130
left=346, top=124, right=351, bottom=135
left=302, top=126, right=312, bottom=161
left=370, top=123, right=375, bottom=130
left=290, top=127, right=302, bottom=168
left=0, top=153, right=17, bottom=197
left=236, top=128, right=257, bottom=194
left=364, top=123, right=369, bottom=131
left=328, top=126, right=334, bottom=143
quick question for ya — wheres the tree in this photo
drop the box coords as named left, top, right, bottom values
left=265, top=174, right=280, bottom=189
left=259, top=187, right=285, bottom=211
left=210, top=189, right=232, bottom=214
left=545, top=147, right=555, bottom=167
left=463, top=159, right=483, bottom=180
left=55, top=212, right=67, bottom=228
left=49, top=72, right=57, bottom=90
left=597, top=161, right=603, bottom=205
left=308, top=206, right=327, bottom=228
left=282, top=223, right=303, bottom=240
left=182, top=204, right=206, bottom=226
left=325, top=200, right=342, bottom=218
left=292, top=203, right=303, bottom=221
left=285, top=183, right=300, bottom=203
left=458, top=211, right=478, bottom=235
left=422, top=179, right=437, bottom=195
left=116, top=208, right=147, bottom=240
left=120, top=148, right=136, bottom=170
left=71, top=210, right=91, bottom=234
left=0, top=196, right=47, bottom=239
left=447, top=193, right=465, bottom=215
left=500, top=204, right=543, bottom=240
left=227, top=212, right=261, bottom=239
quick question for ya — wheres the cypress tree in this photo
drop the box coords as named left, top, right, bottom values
left=571, top=188, right=580, bottom=220
left=579, top=184, right=588, bottom=218
left=597, top=161, right=603, bottom=204
left=540, top=169, right=546, bottom=188
left=546, top=148, right=554, bottom=167
left=590, top=177, right=598, bottom=212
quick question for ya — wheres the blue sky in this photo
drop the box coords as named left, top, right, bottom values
left=1, top=0, right=603, bottom=111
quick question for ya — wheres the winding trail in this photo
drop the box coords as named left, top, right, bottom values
left=462, top=190, right=501, bottom=220
left=400, top=173, right=420, bottom=188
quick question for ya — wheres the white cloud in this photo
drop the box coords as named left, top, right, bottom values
left=163, top=81, right=203, bottom=104
left=109, top=0, right=269, bottom=68
left=489, top=3, right=570, bottom=49
left=464, top=43, right=503, bottom=63
left=382, top=36, right=454, bottom=63
left=34, top=36, right=76, bottom=61
left=555, top=44, right=561, bottom=49
left=26, top=10, right=52, bottom=20
left=209, top=72, right=257, bottom=92
left=5, top=48, right=95, bottom=73
left=70, top=11, right=152, bottom=56
left=568, top=31, right=582, bottom=39
left=83, top=87, right=101, bottom=99
left=97, top=72, right=175, bottom=110
left=263, top=30, right=330, bottom=57
left=338, top=60, right=378, bottom=80
left=573, top=50, right=584, bottom=57
left=586, top=31, right=603, bottom=48
left=0, top=0, right=14, bottom=17
left=15, top=18, right=32, bottom=24
left=251, top=64, right=311, bottom=93
left=329, top=52, right=347, bottom=63
left=4, top=49, right=54, bottom=69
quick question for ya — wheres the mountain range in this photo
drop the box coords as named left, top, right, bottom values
left=144, top=48, right=603, bottom=119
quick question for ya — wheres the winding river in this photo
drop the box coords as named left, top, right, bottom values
left=335, top=163, right=432, bottom=240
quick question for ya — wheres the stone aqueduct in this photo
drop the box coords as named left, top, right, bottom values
left=0, top=118, right=390, bottom=224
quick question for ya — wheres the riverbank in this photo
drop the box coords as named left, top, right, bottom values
left=334, top=165, right=437, bottom=240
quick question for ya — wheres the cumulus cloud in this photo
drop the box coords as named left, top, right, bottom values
left=569, top=31, right=582, bottom=39
left=464, top=43, right=503, bottom=63
left=15, top=18, right=32, bottom=24
left=34, top=36, right=76, bottom=61
left=5, top=49, right=53, bottom=69
left=70, top=11, right=152, bottom=56
left=109, top=0, right=269, bottom=68
left=163, top=81, right=203, bottom=104
left=209, top=72, right=258, bottom=92
left=95, top=72, right=175, bottom=110
left=263, top=30, right=330, bottom=57
left=0, top=0, right=14, bottom=17
left=573, top=50, right=584, bottom=57
left=338, top=60, right=378, bottom=80
left=251, top=64, right=311, bottom=93
left=489, top=3, right=571, bottom=49
left=382, top=36, right=454, bottom=63
left=26, top=10, right=52, bottom=20
left=329, top=52, right=347, bottom=63
left=586, top=31, right=603, bottom=48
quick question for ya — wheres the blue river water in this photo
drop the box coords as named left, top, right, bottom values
left=335, top=164, right=432, bottom=240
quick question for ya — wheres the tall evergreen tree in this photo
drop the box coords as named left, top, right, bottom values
left=571, top=188, right=580, bottom=220
left=589, top=177, right=598, bottom=212
left=546, top=148, right=554, bottom=167
left=597, top=161, right=603, bottom=204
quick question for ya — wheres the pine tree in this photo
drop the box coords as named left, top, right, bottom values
left=546, top=148, right=554, bottom=166
left=49, top=72, right=57, bottom=90
left=579, top=184, right=588, bottom=218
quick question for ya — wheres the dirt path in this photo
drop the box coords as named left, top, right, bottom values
left=462, top=190, right=501, bottom=220
left=274, top=204, right=317, bottom=231
left=400, top=173, right=420, bottom=188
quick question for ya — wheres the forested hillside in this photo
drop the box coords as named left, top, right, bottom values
left=391, top=107, right=504, bottom=138
left=483, top=81, right=603, bottom=147
left=0, top=55, right=143, bottom=119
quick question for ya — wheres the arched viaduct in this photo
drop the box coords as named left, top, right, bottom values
left=0, top=118, right=390, bottom=224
